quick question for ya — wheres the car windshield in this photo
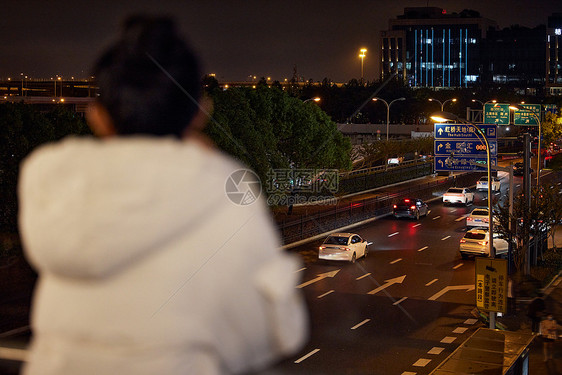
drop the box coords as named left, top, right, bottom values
left=464, top=232, right=486, bottom=240
left=324, top=236, right=349, bottom=245
left=447, top=188, right=463, bottom=194
left=471, top=210, right=488, bottom=216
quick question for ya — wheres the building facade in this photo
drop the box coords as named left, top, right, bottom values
left=547, top=13, right=562, bottom=95
left=380, top=7, right=498, bottom=88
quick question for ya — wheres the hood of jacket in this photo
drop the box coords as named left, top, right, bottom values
left=19, top=136, right=242, bottom=279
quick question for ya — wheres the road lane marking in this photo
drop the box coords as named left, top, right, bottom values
left=390, top=258, right=403, bottom=264
left=297, top=269, right=340, bottom=288
left=441, top=336, right=456, bottom=344
left=429, top=285, right=475, bottom=301
left=393, top=297, right=408, bottom=305
left=453, top=327, right=468, bottom=334
left=317, top=290, right=334, bottom=299
left=417, top=246, right=428, bottom=252
left=455, top=216, right=466, bottom=222
left=368, top=275, right=406, bottom=295
left=441, top=235, right=451, bottom=241
left=401, top=372, right=417, bottom=375
left=294, top=349, right=320, bottom=363
left=413, top=358, right=431, bottom=367
left=351, top=319, right=371, bottom=330
left=464, top=318, right=478, bottom=325
left=356, top=273, right=371, bottom=280
left=432, top=215, right=441, bottom=220
left=413, top=223, right=422, bottom=228
left=294, top=267, right=306, bottom=273
left=453, top=263, right=463, bottom=270
left=388, top=232, right=399, bottom=237
left=425, top=278, right=438, bottom=286
left=428, top=347, right=444, bottom=355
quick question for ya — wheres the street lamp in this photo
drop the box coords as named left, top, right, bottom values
left=372, top=97, right=406, bottom=141
left=359, top=48, right=367, bottom=82
left=429, top=98, right=457, bottom=111
left=432, top=111, right=495, bottom=328
left=509, top=104, right=541, bottom=189
left=303, top=97, right=321, bottom=103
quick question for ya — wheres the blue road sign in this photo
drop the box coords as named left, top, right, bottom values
left=434, top=140, right=497, bottom=156
left=435, top=156, right=498, bottom=172
left=435, top=124, right=497, bottom=140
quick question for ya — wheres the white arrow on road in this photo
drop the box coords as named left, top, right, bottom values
left=367, top=275, right=406, bottom=295
left=297, top=269, right=340, bottom=289
left=428, top=285, right=475, bottom=301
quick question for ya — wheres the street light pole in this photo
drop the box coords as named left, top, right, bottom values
left=359, top=48, right=367, bottom=83
left=373, top=97, right=406, bottom=141
left=431, top=111, right=495, bottom=328
left=429, top=98, right=457, bottom=112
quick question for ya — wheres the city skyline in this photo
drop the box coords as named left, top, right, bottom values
left=2, top=0, right=560, bottom=83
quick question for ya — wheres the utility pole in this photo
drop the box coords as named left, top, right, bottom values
left=523, top=133, right=532, bottom=275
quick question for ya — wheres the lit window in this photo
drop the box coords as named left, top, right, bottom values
left=555, top=28, right=561, bottom=36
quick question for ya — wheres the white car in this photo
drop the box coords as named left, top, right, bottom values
left=466, top=207, right=500, bottom=229
left=476, top=176, right=501, bottom=192
left=443, top=187, right=474, bottom=206
left=318, top=233, right=368, bottom=263
left=459, top=228, right=508, bottom=259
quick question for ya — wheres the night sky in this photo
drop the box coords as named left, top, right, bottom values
left=2, top=0, right=560, bottom=83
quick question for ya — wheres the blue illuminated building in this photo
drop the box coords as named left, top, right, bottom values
left=380, top=7, right=498, bottom=88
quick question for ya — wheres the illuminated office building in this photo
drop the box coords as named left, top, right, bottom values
left=546, top=13, right=562, bottom=95
left=380, top=7, right=497, bottom=88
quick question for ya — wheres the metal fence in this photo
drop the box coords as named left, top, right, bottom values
left=277, top=172, right=481, bottom=245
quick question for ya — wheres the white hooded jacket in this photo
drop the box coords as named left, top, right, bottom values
left=19, top=136, right=307, bottom=375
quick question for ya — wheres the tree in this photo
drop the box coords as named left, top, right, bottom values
left=0, top=103, right=90, bottom=235
left=541, top=112, right=562, bottom=145
left=204, top=86, right=352, bottom=190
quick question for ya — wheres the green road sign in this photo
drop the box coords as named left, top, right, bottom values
left=513, top=104, right=541, bottom=125
left=483, top=103, right=510, bottom=125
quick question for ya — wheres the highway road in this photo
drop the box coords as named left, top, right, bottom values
left=262, top=170, right=535, bottom=375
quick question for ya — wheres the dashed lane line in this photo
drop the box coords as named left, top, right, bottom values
left=294, top=349, right=320, bottom=364
left=441, top=235, right=451, bottom=241
left=388, top=232, right=399, bottom=237
left=425, top=278, right=438, bottom=286
left=390, top=258, right=403, bottom=264
left=413, top=223, right=422, bottom=228
left=432, top=215, right=441, bottom=220
left=440, top=336, right=456, bottom=344
left=455, top=216, right=466, bottom=222
left=453, top=263, right=464, bottom=270
left=453, top=327, right=468, bottom=334
left=356, top=273, right=371, bottom=280
left=417, top=246, right=428, bottom=252
left=393, top=297, right=408, bottom=306
left=412, top=358, right=431, bottom=367
left=351, top=319, right=371, bottom=330
left=317, top=290, right=334, bottom=299
left=428, top=347, right=444, bottom=355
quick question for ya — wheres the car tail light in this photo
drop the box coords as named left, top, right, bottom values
left=478, top=241, right=488, bottom=246
left=340, top=247, right=350, bottom=251
left=319, top=246, right=325, bottom=250
left=410, top=205, right=416, bottom=210
left=460, top=239, right=466, bottom=243
left=467, top=217, right=473, bottom=222
left=393, top=204, right=397, bottom=209
left=404, top=199, right=410, bottom=203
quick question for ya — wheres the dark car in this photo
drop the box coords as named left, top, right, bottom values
left=393, top=198, right=429, bottom=220
left=513, top=162, right=533, bottom=176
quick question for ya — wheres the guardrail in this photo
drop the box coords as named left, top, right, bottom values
left=277, top=172, right=480, bottom=245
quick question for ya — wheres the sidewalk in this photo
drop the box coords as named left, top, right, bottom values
left=495, top=228, right=562, bottom=374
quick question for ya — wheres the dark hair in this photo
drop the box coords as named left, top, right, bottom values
left=93, top=15, right=202, bottom=138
